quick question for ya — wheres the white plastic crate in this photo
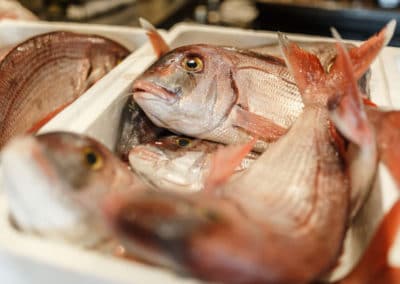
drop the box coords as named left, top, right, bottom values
left=1, top=21, right=400, bottom=284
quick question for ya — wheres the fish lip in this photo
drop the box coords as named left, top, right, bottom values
left=132, top=80, right=178, bottom=104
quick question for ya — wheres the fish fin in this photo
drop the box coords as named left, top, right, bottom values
left=204, top=138, right=256, bottom=192
left=331, top=20, right=396, bottom=80
left=338, top=201, right=400, bottom=284
left=328, top=32, right=374, bottom=147
left=139, top=18, right=170, bottom=58
left=363, top=96, right=377, bottom=107
left=233, top=106, right=287, bottom=142
left=278, top=32, right=326, bottom=96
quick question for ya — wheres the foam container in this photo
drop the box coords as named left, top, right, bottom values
left=1, top=22, right=400, bottom=284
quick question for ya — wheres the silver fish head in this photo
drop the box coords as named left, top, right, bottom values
left=1, top=132, right=136, bottom=246
left=132, top=45, right=237, bottom=136
left=129, top=136, right=220, bottom=193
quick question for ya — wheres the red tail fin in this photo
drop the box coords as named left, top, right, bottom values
left=330, top=20, right=396, bottom=80
left=338, top=201, right=400, bottom=284
left=204, top=138, right=256, bottom=192
left=278, top=32, right=325, bottom=96
left=139, top=18, right=170, bottom=58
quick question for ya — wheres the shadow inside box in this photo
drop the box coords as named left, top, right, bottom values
left=254, top=1, right=400, bottom=47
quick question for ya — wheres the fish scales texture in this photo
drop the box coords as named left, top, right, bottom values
left=0, top=31, right=129, bottom=148
left=110, top=39, right=357, bottom=284
left=133, top=45, right=303, bottom=152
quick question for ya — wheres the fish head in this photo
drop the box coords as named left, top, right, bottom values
left=133, top=45, right=237, bottom=136
left=103, top=192, right=265, bottom=282
left=1, top=132, right=136, bottom=245
left=129, top=136, right=219, bottom=193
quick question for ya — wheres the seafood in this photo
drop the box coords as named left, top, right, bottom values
left=1, top=132, right=142, bottom=248
left=132, top=21, right=391, bottom=152
left=104, top=29, right=384, bottom=283
left=129, top=135, right=258, bottom=193
left=0, top=0, right=38, bottom=21
left=115, top=96, right=166, bottom=161
left=0, top=31, right=130, bottom=148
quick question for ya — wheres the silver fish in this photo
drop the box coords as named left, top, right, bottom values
left=129, top=135, right=257, bottom=193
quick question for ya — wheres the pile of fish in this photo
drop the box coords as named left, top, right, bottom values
left=1, top=19, right=400, bottom=284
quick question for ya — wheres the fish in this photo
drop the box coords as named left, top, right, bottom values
left=129, top=135, right=258, bottom=193
left=115, top=96, right=167, bottom=162
left=0, top=0, right=38, bottom=21
left=1, top=131, right=143, bottom=248
left=132, top=21, right=391, bottom=152
left=0, top=31, right=130, bottom=148
left=104, top=28, right=384, bottom=283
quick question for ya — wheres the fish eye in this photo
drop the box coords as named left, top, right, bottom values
left=176, top=138, right=191, bottom=147
left=182, top=56, right=203, bottom=72
left=82, top=147, right=103, bottom=170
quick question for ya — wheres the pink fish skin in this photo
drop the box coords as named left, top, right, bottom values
left=132, top=22, right=392, bottom=153
left=0, top=31, right=130, bottom=148
left=104, top=27, right=387, bottom=283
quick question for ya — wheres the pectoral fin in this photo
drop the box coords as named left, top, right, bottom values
left=139, top=18, right=170, bottom=58
left=233, top=106, right=287, bottom=142
left=204, top=138, right=256, bottom=192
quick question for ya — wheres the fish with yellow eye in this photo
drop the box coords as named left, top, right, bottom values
left=129, top=135, right=258, bottom=193
left=1, top=131, right=144, bottom=249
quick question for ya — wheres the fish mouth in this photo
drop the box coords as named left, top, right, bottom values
left=132, top=80, right=178, bottom=104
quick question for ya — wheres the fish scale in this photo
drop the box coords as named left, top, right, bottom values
left=0, top=31, right=129, bottom=148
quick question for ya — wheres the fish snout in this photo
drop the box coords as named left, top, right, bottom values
left=129, top=145, right=167, bottom=163
left=132, top=80, right=179, bottom=104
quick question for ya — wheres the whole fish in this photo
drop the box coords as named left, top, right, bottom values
left=0, top=31, right=130, bottom=148
left=115, top=96, right=167, bottom=161
left=132, top=22, right=391, bottom=152
left=129, top=135, right=258, bottom=193
left=104, top=31, right=383, bottom=283
left=1, top=132, right=142, bottom=248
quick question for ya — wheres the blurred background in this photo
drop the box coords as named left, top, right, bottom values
left=16, top=0, right=400, bottom=46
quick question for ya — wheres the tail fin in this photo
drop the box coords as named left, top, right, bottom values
left=139, top=18, right=170, bottom=58
left=204, top=138, right=256, bottom=192
left=330, top=20, right=396, bottom=80
left=278, top=32, right=326, bottom=96
left=328, top=32, right=378, bottom=218
left=338, top=201, right=400, bottom=284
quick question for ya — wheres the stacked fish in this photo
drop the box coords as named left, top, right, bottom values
left=1, top=19, right=400, bottom=284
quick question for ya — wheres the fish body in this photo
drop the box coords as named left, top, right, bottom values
left=132, top=31, right=381, bottom=152
left=103, top=29, right=388, bottom=283
left=1, top=132, right=140, bottom=247
left=129, top=135, right=257, bottom=193
left=0, top=31, right=130, bottom=148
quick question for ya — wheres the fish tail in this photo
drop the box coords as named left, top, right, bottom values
left=327, top=36, right=375, bottom=147
left=331, top=20, right=396, bottom=80
left=204, top=137, right=257, bottom=191
left=338, top=201, right=400, bottom=284
left=139, top=17, right=170, bottom=58
left=278, top=32, right=326, bottom=98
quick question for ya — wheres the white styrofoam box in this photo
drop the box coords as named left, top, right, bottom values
left=1, top=22, right=399, bottom=284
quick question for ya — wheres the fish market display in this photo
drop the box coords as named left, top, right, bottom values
left=103, top=29, right=386, bottom=283
left=132, top=21, right=392, bottom=152
left=1, top=132, right=142, bottom=248
left=0, top=31, right=130, bottom=148
left=129, top=135, right=258, bottom=193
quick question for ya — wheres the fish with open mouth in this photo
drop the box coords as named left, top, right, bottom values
left=0, top=31, right=130, bottom=148
left=129, top=135, right=258, bottom=193
left=132, top=21, right=391, bottom=152
left=104, top=27, right=384, bottom=283
left=1, top=132, right=142, bottom=249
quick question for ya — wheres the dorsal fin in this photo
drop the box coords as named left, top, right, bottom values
left=139, top=18, right=170, bottom=58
